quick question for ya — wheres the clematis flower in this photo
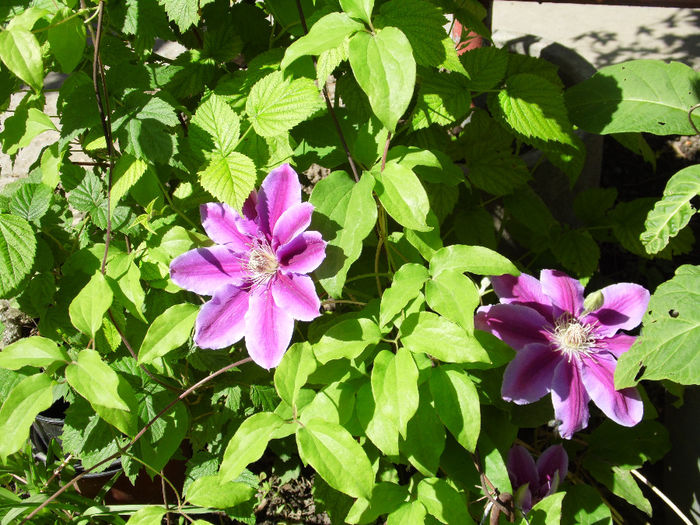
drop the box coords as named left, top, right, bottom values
left=170, top=164, right=326, bottom=369
left=507, top=444, right=568, bottom=513
left=475, top=270, right=648, bottom=438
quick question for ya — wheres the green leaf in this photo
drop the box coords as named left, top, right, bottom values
left=0, top=213, right=36, bottom=298
left=387, top=501, right=427, bottom=525
left=125, top=506, right=166, bottom=525
left=460, top=47, right=508, bottom=92
left=68, top=171, right=103, bottom=213
left=348, top=27, right=416, bottom=132
left=187, top=475, right=256, bottom=508
left=297, top=419, right=374, bottom=499
left=380, top=263, right=429, bottom=327
left=1, top=105, right=57, bottom=157
left=0, top=373, right=54, bottom=460
left=400, top=312, right=490, bottom=365
left=615, top=265, right=700, bottom=387
left=48, top=8, right=86, bottom=73
left=551, top=229, right=600, bottom=277
left=425, top=270, right=479, bottom=333
left=641, top=165, right=700, bottom=254
left=281, top=12, right=363, bottom=70
left=374, top=162, right=431, bottom=232
left=429, top=244, right=519, bottom=277
left=561, top=484, right=612, bottom=525
left=584, top=457, right=651, bottom=516
left=0, top=336, right=69, bottom=370
left=465, top=146, right=530, bottom=196
left=110, top=154, right=149, bottom=208
left=411, top=70, right=471, bottom=130
left=313, top=317, right=382, bottom=363
left=374, top=348, right=419, bottom=438
left=219, top=412, right=287, bottom=482
left=65, top=349, right=137, bottom=436
left=190, top=93, right=241, bottom=160
left=340, top=0, right=374, bottom=24
left=61, top=397, right=120, bottom=472
left=310, top=171, right=377, bottom=298
left=9, top=183, right=52, bottom=223
left=417, top=477, right=472, bottom=525
left=429, top=367, right=480, bottom=453
left=198, top=151, right=257, bottom=212
left=346, top=482, right=409, bottom=525
left=521, top=493, right=565, bottom=525
left=138, top=303, right=198, bottom=363
left=0, top=28, right=43, bottom=92
left=399, top=384, right=445, bottom=476
left=565, top=59, right=700, bottom=135
left=161, top=0, right=200, bottom=32
left=69, top=271, right=114, bottom=337
left=274, top=342, right=317, bottom=407
left=246, top=71, right=323, bottom=137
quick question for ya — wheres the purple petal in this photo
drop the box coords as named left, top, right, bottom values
left=244, top=287, right=294, bottom=369
left=242, top=191, right=258, bottom=221
left=170, top=246, right=245, bottom=295
left=580, top=352, right=643, bottom=427
left=194, top=285, right=249, bottom=348
left=584, top=283, right=650, bottom=338
left=272, top=202, right=313, bottom=248
left=256, top=164, right=301, bottom=236
left=536, top=445, right=568, bottom=496
left=271, top=273, right=321, bottom=322
left=600, top=333, right=637, bottom=358
left=540, top=270, right=584, bottom=317
left=551, top=360, right=590, bottom=439
left=491, top=273, right=553, bottom=320
left=502, top=343, right=561, bottom=404
left=277, top=231, right=327, bottom=274
left=507, top=445, right=539, bottom=492
left=200, top=203, right=257, bottom=249
left=474, top=304, right=551, bottom=351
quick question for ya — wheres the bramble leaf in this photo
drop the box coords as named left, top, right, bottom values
left=0, top=213, right=36, bottom=298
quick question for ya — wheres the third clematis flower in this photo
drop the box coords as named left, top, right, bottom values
left=475, top=270, right=649, bottom=438
left=507, top=444, right=568, bottom=513
left=170, top=164, right=326, bottom=369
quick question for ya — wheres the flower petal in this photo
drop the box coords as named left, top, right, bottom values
left=475, top=304, right=551, bottom=351
left=540, top=269, right=584, bottom=317
left=272, top=273, right=321, bottom=322
left=580, top=352, right=643, bottom=427
left=508, top=446, right=539, bottom=494
left=536, top=445, right=568, bottom=496
left=194, top=285, right=249, bottom=349
left=272, top=202, right=313, bottom=248
left=200, top=203, right=257, bottom=249
left=491, top=273, right=553, bottom=320
left=584, top=283, right=650, bottom=337
left=277, top=231, right=327, bottom=274
left=245, top=287, right=294, bottom=369
left=256, top=164, right=301, bottom=236
left=600, top=333, right=637, bottom=358
left=551, top=360, right=590, bottom=439
left=502, top=343, right=561, bottom=404
left=170, top=246, right=245, bottom=295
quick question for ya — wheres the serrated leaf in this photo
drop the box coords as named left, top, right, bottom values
left=297, top=419, right=374, bottom=499
left=615, top=265, right=700, bottom=387
left=641, top=165, right=700, bottom=254
left=0, top=27, right=43, bottom=92
left=411, top=70, right=471, bottom=130
left=69, top=271, right=114, bottom=337
left=551, top=229, right=600, bottom=277
left=138, top=303, right=198, bottom=364
left=281, top=12, right=363, bottom=70
left=246, top=71, right=323, bottom=137
left=0, top=213, right=36, bottom=297
left=310, top=171, right=377, bottom=297
left=110, top=154, right=149, bottom=208
left=429, top=244, right=519, bottom=277
left=190, top=93, right=241, bottom=160
left=374, top=162, right=431, bottom=232
left=429, top=367, right=480, bottom=452
left=48, top=8, right=86, bottom=73
left=68, top=171, right=103, bottom=213
left=187, top=475, right=256, bottom=508
left=198, top=151, right=256, bottom=212
left=565, top=59, right=700, bottom=135
left=465, top=147, right=530, bottom=196
left=9, top=183, right=52, bottom=222
left=0, top=336, right=69, bottom=370
left=460, top=47, right=508, bottom=92
left=317, top=43, right=348, bottom=88
left=160, top=0, right=199, bottom=32
left=0, top=373, right=54, bottom=460
left=348, top=27, right=416, bottom=132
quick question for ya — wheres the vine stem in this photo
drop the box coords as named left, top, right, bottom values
left=19, top=357, right=254, bottom=524
left=630, top=469, right=693, bottom=525
left=471, top=451, right=514, bottom=522
left=688, top=103, right=700, bottom=135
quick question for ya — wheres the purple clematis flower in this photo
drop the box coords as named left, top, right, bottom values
left=507, top=444, right=568, bottom=513
left=475, top=270, right=649, bottom=438
left=169, top=164, right=326, bottom=369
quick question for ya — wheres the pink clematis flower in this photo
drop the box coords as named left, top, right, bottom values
left=507, top=444, right=568, bottom=513
left=169, top=164, right=326, bottom=369
left=475, top=270, right=649, bottom=438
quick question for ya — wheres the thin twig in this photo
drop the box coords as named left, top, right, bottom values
left=41, top=454, right=73, bottom=490
left=381, top=131, right=392, bottom=172
left=688, top=103, right=700, bottom=135
left=630, top=469, right=693, bottom=525
left=20, top=357, right=254, bottom=524
left=161, top=470, right=171, bottom=525
left=471, top=451, right=513, bottom=522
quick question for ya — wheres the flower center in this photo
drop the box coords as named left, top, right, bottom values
left=549, top=314, right=596, bottom=361
left=246, top=241, right=278, bottom=287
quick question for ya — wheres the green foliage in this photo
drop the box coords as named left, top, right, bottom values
left=0, top=213, right=36, bottom=297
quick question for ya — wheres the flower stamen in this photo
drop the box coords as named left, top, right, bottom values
left=548, top=313, right=597, bottom=361
left=246, top=240, right=278, bottom=287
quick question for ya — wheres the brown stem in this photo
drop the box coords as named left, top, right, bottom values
left=19, top=357, right=254, bottom=524
left=471, top=451, right=514, bottom=522
left=380, top=131, right=392, bottom=172
left=689, top=103, right=700, bottom=135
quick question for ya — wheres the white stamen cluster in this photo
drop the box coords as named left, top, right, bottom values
left=549, top=313, right=597, bottom=361
left=246, top=241, right=278, bottom=287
